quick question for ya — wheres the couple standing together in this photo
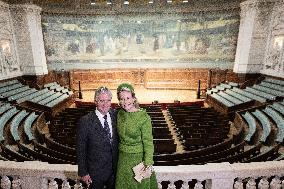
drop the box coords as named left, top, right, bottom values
left=77, top=83, right=158, bottom=189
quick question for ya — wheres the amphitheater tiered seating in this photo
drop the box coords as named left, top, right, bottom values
left=244, top=87, right=276, bottom=101
left=0, top=107, right=20, bottom=141
left=0, top=79, right=19, bottom=88
left=241, top=112, right=257, bottom=143
left=263, top=107, right=284, bottom=143
left=16, top=88, right=48, bottom=104
left=168, top=105, right=230, bottom=151
left=269, top=102, right=284, bottom=115
left=8, top=88, right=38, bottom=102
left=259, top=80, right=284, bottom=93
left=0, top=82, right=23, bottom=95
left=23, top=112, right=39, bottom=141
left=224, top=89, right=252, bottom=102
left=244, top=144, right=280, bottom=162
left=264, top=77, right=284, bottom=86
left=252, top=84, right=284, bottom=97
left=251, top=109, right=272, bottom=143
left=0, top=143, right=32, bottom=162
left=218, top=91, right=243, bottom=104
left=232, top=87, right=267, bottom=103
left=0, top=103, right=12, bottom=114
left=9, top=110, right=29, bottom=142
left=1, top=85, right=29, bottom=99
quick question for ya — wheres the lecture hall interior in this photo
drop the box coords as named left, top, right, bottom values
left=0, top=0, right=284, bottom=188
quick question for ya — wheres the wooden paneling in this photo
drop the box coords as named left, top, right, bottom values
left=70, top=68, right=210, bottom=91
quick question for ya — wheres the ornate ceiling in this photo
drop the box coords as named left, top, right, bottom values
left=3, top=0, right=241, bottom=14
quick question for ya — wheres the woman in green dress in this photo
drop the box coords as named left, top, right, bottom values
left=115, top=83, right=158, bottom=189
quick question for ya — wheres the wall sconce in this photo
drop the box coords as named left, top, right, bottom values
left=1, top=40, right=11, bottom=53
left=273, top=36, right=284, bottom=50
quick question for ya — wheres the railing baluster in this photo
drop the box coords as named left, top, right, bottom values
left=181, top=180, right=189, bottom=189
left=11, top=177, right=21, bottom=189
left=233, top=178, right=243, bottom=189
left=74, top=180, right=83, bottom=189
left=41, top=178, right=49, bottom=189
left=246, top=178, right=256, bottom=189
left=156, top=177, right=163, bottom=189
left=62, top=180, right=71, bottom=189
left=194, top=180, right=203, bottom=189
left=258, top=177, right=269, bottom=189
left=48, top=179, right=58, bottom=189
left=168, top=181, right=176, bottom=189
left=270, top=176, right=282, bottom=189
left=157, top=181, right=162, bottom=189
left=1, top=175, right=11, bottom=189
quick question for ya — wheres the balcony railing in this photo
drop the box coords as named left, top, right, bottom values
left=0, top=160, right=284, bottom=189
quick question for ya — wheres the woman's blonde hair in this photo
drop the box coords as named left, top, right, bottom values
left=117, top=83, right=139, bottom=108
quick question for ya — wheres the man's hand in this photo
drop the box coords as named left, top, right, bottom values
left=81, top=175, right=92, bottom=186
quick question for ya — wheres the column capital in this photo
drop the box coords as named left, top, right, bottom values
left=0, top=1, right=9, bottom=10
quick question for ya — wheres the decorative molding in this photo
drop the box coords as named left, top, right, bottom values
left=9, top=4, right=42, bottom=14
left=0, top=1, right=9, bottom=11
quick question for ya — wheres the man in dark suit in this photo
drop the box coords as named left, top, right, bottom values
left=77, top=86, right=118, bottom=189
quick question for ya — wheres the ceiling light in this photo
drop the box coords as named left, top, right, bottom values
left=182, top=0, right=188, bottom=2
left=167, top=0, right=172, bottom=3
left=90, top=0, right=96, bottom=5
left=107, top=0, right=112, bottom=4
left=149, top=0, right=153, bottom=3
left=124, top=0, right=129, bottom=4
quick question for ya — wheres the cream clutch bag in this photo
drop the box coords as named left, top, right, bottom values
left=132, top=162, right=153, bottom=183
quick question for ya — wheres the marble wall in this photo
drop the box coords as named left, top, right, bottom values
left=0, top=1, right=21, bottom=80
left=262, top=0, right=284, bottom=77
left=0, top=1, right=48, bottom=80
left=234, top=0, right=284, bottom=78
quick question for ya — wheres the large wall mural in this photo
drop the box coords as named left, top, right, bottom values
left=42, top=11, right=239, bottom=66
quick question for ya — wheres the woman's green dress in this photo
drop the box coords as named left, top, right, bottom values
left=115, top=108, right=158, bottom=189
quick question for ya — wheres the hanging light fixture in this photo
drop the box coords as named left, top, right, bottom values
left=90, top=0, right=96, bottom=5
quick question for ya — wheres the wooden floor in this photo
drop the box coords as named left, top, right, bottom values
left=79, top=86, right=201, bottom=104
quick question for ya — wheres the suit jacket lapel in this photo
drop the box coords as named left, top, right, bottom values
left=89, top=111, right=105, bottom=137
left=91, top=110, right=115, bottom=144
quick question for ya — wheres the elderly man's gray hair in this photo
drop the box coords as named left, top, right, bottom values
left=94, top=86, right=112, bottom=101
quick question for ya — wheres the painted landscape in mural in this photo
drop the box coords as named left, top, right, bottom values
left=42, top=12, right=239, bottom=64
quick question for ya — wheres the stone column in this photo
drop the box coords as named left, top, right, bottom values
left=9, top=3, right=48, bottom=76
left=233, top=0, right=279, bottom=74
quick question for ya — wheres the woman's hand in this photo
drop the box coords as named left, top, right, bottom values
left=81, top=174, right=92, bottom=186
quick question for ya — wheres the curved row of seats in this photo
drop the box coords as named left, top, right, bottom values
left=167, top=105, right=230, bottom=150
left=206, top=77, right=284, bottom=117
left=0, top=77, right=283, bottom=166
left=0, top=80, right=73, bottom=107
left=0, top=79, right=76, bottom=164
